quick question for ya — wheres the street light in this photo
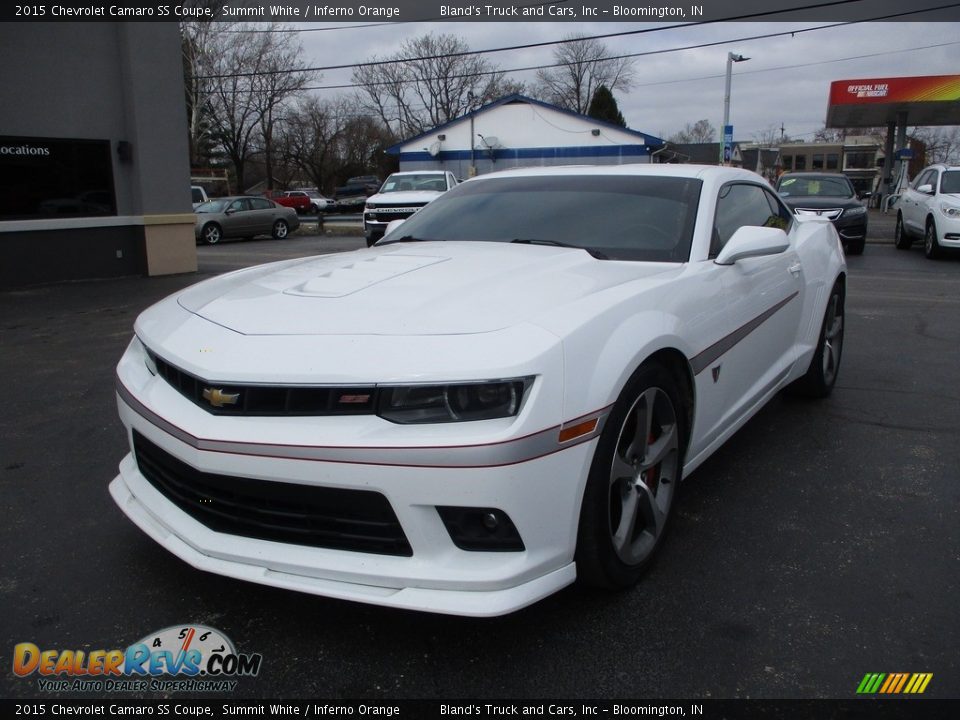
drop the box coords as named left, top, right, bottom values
left=720, top=52, right=750, bottom=165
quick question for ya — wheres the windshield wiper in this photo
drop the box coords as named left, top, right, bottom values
left=510, top=238, right=608, bottom=260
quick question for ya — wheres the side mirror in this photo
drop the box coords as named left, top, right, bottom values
left=917, top=184, right=934, bottom=195
left=715, top=225, right=790, bottom=266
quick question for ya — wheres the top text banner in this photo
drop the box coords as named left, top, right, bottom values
left=6, top=0, right=960, bottom=23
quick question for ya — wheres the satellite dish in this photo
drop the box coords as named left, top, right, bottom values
left=481, top=136, right=500, bottom=149
left=428, top=141, right=441, bottom=157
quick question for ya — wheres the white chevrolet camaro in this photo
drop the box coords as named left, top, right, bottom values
left=111, top=165, right=846, bottom=616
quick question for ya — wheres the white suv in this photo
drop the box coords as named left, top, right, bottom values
left=895, top=164, right=960, bottom=259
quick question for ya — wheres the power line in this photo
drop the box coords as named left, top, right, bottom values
left=194, top=0, right=892, bottom=79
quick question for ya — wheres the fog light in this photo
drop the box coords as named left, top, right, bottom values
left=436, top=507, right=524, bottom=552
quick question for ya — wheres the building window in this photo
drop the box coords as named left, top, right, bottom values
left=782, top=155, right=793, bottom=171
left=846, top=151, right=874, bottom=169
left=812, top=154, right=824, bottom=170
left=795, top=155, right=807, bottom=170
left=827, top=153, right=839, bottom=170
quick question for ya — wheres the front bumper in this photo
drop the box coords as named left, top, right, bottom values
left=832, top=214, right=867, bottom=242
left=111, top=333, right=599, bottom=616
left=936, top=213, right=960, bottom=248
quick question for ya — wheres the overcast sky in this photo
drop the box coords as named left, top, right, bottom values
left=290, top=20, right=959, bottom=142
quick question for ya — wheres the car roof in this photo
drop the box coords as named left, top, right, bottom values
left=465, top=163, right=760, bottom=183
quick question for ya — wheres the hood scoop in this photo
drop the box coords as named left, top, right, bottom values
left=284, top=254, right=448, bottom=298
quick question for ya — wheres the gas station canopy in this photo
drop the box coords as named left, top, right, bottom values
left=826, top=74, right=960, bottom=127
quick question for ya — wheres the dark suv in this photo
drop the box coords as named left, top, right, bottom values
left=775, top=172, right=868, bottom=255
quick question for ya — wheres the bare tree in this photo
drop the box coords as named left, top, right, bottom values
left=192, top=23, right=314, bottom=192
left=668, top=119, right=717, bottom=144
left=535, top=35, right=635, bottom=114
left=353, top=33, right=522, bottom=138
left=278, top=95, right=397, bottom=192
left=910, top=126, right=960, bottom=164
left=249, top=26, right=316, bottom=191
left=181, top=18, right=235, bottom=168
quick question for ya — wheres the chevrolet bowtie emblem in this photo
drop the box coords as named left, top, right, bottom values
left=202, top=387, right=240, bottom=408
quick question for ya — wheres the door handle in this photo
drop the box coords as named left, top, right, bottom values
left=788, top=263, right=801, bottom=276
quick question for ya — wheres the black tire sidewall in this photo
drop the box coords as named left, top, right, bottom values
left=273, top=220, right=288, bottom=239
left=575, top=362, right=687, bottom=589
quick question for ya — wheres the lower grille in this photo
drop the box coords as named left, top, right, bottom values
left=133, top=431, right=412, bottom=557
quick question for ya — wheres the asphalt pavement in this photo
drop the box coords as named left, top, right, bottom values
left=1, top=218, right=958, bottom=701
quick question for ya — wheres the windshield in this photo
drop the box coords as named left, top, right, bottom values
left=380, top=174, right=448, bottom=193
left=382, top=175, right=702, bottom=263
left=941, top=171, right=960, bottom=194
left=777, top=175, right=854, bottom=198
left=195, top=200, right=229, bottom=213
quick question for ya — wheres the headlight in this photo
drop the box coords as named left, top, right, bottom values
left=130, top=336, right=157, bottom=375
left=940, top=202, right=960, bottom=218
left=378, top=378, right=532, bottom=424
left=843, top=206, right=867, bottom=217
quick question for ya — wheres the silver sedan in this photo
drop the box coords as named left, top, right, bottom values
left=194, top=196, right=300, bottom=245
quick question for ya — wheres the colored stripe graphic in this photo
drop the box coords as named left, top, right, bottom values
left=857, top=673, right=932, bottom=694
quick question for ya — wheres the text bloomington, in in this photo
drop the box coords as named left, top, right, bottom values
left=440, top=4, right=703, bottom=18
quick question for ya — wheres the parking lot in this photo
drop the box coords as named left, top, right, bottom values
left=2, top=214, right=958, bottom=700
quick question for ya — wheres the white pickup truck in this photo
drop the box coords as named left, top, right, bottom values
left=362, top=171, right=458, bottom=246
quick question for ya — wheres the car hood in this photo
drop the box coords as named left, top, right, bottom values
left=176, top=242, right=676, bottom=336
left=366, top=190, right=442, bottom=205
left=781, top=196, right=860, bottom=209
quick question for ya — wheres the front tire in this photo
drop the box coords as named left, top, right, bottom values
left=894, top=213, right=912, bottom=250
left=575, top=363, right=686, bottom=590
left=924, top=219, right=943, bottom=259
left=790, top=279, right=844, bottom=398
left=200, top=223, right=222, bottom=245
left=845, top=237, right=865, bottom=256
left=272, top=219, right=289, bottom=239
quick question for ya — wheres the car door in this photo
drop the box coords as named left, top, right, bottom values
left=712, top=182, right=804, bottom=425
left=223, top=198, right=252, bottom=236
left=248, top=197, right=278, bottom=234
left=902, top=169, right=934, bottom=235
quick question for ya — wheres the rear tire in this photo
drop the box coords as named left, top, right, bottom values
left=894, top=213, right=912, bottom=250
left=272, top=220, right=289, bottom=239
left=789, top=279, right=844, bottom=398
left=924, top=219, right=943, bottom=260
left=575, top=363, right=686, bottom=590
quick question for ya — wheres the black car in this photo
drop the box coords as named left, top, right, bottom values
left=775, top=172, right=868, bottom=255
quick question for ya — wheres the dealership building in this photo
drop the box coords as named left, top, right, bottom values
left=0, top=23, right=196, bottom=289
left=387, top=94, right=665, bottom=178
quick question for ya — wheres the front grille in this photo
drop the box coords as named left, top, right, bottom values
left=133, top=431, right=412, bottom=556
left=150, top=352, right=378, bottom=416
left=794, top=207, right=842, bottom=220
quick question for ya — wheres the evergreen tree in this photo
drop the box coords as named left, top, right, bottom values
left=587, top=85, right=626, bottom=127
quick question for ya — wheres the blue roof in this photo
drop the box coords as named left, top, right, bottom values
left=386, top=93, right=665, bottom=155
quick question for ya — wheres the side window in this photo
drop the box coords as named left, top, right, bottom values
left=249, top=197, right=272, bottom=210
left=228, top=199, right=248, bottom=212
left=711, top=184, right=788, bottom=258
left=913, top=170, right=933, bottom=190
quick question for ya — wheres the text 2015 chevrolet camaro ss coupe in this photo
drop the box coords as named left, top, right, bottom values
left=111, top=165, right=846, bottom=616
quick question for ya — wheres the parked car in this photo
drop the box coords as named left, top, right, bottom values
left=270, top=189, right=331, bottom=215
left=364, top=171, right=458, bottom=245
left=333, top=175, right=382, bottom=212
left=194, top=196, right=299, bottom=245
left=894, top=163, right=960, bottom=259
left=111, top=165, right=846, bottom=616
left=191, top=185, right=209, bottom=209
left=775, top=172, right=867, bottom=255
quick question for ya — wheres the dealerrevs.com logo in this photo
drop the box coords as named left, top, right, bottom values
left=13, top=625, right=262, bottom=693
